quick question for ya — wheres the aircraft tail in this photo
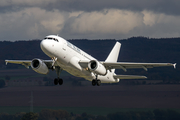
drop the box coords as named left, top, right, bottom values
left=105, top=42, right=121, bottom=62
left=105, top=42, right=121, bottom=73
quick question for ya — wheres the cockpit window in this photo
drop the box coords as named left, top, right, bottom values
left=44, top=37, right=59, bottom=42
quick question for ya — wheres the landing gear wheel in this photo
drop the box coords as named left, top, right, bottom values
left=53, top=66, right=64, bottom=86
left=54, top=78, right=59, bottom=85
left=92, top=78, right=101, bottom=86
left=92, top=79, right=97, bottom=86
left=97, top=80, right=101, bottom=86
left=58, top=78, right=63, bottom=85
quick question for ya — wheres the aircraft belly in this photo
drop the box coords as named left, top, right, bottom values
left=57, top=61, right=93, bottom=79
left=98, top=71, right=118, bottom=83
left=65, top=67, right=93, bottom=79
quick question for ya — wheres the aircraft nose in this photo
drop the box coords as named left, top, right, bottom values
left=40, top=40, right=51, bottom=53
left=40, top=40, right=45, bottom=49
left=40, top=39, right=55, bottom=57
left=40, top=40, right=49, bottom=50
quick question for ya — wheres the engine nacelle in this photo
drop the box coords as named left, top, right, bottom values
left=31, top=59, right=49, bottom=74
left=88, top=60, right=107, bottom=75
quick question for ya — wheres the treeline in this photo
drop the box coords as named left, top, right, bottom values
left=1, top=37, right=180, bottom=81
left=1, top=109, right=180, bottom=120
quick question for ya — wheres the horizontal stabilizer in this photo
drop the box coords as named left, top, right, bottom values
left=114, top=75, right=147, bottom=79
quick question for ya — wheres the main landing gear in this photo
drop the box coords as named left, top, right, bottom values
left=51, top=57, right=63, bottom=86
left=92, top=75, right=101, bottom=86
left=54, top=78, right=63, bottom=85
left=54, top=66, right=63, bottom=85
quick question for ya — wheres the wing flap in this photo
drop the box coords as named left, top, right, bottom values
left=5, top=60, right=32, bottom=68
left=5, top=60, right=31, bottom=64
left=114, top=75, right=147, bottom=79
left=79, top=61, right=176, bottom=71
left=103, top=62, right=176, bottom=71
left=5, top=59, right=54, bottom=69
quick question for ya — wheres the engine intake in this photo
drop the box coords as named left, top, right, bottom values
left=31, top=59, right=49, bottom=74
left=88, top=60, right=107, bottom=75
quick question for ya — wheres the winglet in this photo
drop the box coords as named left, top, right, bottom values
left=5, top=60, right=8, bottom=65
left=173, top=63, right=177, bottom=69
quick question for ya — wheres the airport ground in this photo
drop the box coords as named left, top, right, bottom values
left=0, top=68, right=180, bottom=115
left=1, top=84, right=180, bottom=115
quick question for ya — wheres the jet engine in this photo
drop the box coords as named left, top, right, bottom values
left=31, top=59, right=49, bottom=74
left=88, top=60, right=107, bottom=75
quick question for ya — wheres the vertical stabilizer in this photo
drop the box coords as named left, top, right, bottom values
left=105, top=42, right=121, bottom=62
left=105, top=42, right=121, bottom=74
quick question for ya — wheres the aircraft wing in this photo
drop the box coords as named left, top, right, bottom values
left=113, top=75, right=147, bottom=79
left=102, top=62, right=176, bottom=72
left=5, top=60, right=54, bottom=68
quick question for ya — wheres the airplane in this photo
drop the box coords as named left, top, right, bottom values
left=5, top=35, right=176, bottom=86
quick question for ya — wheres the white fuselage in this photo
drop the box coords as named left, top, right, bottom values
left=40, top=35, right=118, bottom=83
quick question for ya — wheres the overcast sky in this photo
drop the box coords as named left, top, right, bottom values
left=0, top=0, right=180, bottom=41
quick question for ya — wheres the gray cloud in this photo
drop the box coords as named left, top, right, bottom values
left=0, top=0, right=180, bottom=15
left=53, top=0, right=180, bottom=16
left=0, top=0, right=180, bottom=40
left=61, top=9, right=180, bottom=39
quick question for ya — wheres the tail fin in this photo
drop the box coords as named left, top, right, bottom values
left=105, top=42, right=121, bottom=62
left=105, top=42, right=121, bottom=74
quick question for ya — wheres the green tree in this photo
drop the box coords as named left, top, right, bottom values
left=95, top=115, right=108, bottom=120
left=153, top=109, right=168, bottom=120
left=14, top=112, right=26, bottom=120
left=0, top=79, right=5, bottom=88
left=167, top=109, right=180, bottom=120
left=5, top=75, right=11, bottom=81
left=0, top=113, right=13, bottom=120
left=107, top=112, right=128, bottom=120
left=75, top=112, right=95, bottom=120
left=39, top=109, right=70, bottom=120
left=21, top=112, right=39, bottom=120
left=142, top=81, right=146, bottom=85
